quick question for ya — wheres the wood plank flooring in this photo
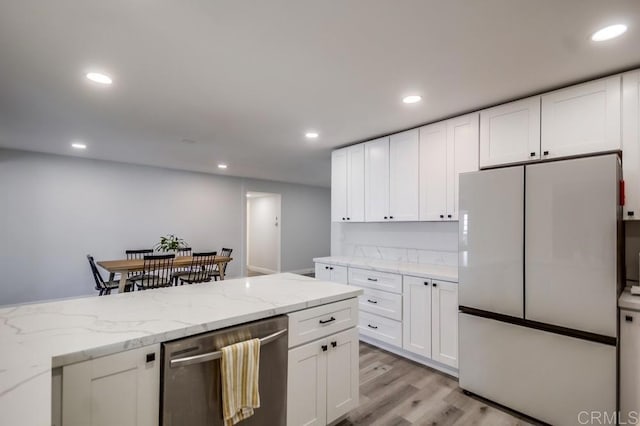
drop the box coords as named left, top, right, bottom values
left=336, top=342, right=540, bottom=426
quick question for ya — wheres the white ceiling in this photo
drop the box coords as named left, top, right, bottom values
left=1, top=1, right=639, bottom=187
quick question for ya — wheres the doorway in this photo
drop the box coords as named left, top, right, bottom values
left=246, top=192, right=281, bottom=276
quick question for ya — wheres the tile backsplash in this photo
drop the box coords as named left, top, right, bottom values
left=331, top=221, right=458, bottom=267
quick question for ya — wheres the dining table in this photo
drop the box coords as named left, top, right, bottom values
left=97, top=255, right=233, bottom=293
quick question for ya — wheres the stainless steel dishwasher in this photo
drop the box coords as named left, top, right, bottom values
left=161, top=315, right=288, bottom=425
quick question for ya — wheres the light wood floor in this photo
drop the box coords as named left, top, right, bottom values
left=336, top=342, right=539, bottom=426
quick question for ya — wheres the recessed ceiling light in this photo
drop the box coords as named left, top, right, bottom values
left=403, top=95, right=422, bottom=104
left=218, top=164, right=228, bottom=169
left=71, top=142, right=87, bottom=150
left=246, top=193, right=252, bottom=197
left=305, top=132, right=319, bottom=139
left=86, top=72, right=113, bottom=85
left=591, top=24, right=627, bottom=42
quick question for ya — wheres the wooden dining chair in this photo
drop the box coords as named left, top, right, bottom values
left=177, top=252, right=217, bottom=285
left=87, top=255, right=132, bottom=295
left=133, top=254, right=175, bottom=290
left=125, top=249, right=154, bottom=281
left=173, top=250, right=215, bottom=285
left=210, top=247, right=233, bottom=281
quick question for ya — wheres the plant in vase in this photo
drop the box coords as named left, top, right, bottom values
left=154, top=234, right=188, bottom=254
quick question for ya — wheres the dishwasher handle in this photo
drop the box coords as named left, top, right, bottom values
left=169, top=328, right=288, bottom=368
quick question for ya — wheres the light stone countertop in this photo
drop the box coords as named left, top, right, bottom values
left=313, top=256, right=458, bottom=282
left=0, top=273, right=362, bottom=426
left=619, top=287, right=640, bottom=311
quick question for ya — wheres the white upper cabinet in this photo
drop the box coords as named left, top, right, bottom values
left=331, top=145, right=365, bottom=222
left=419, top=121, right=448, bottom=221
left=446, top=113, right=480, bottom=221
left=347, top=144, right=365, bottom=222
left=389, top=129, right=419, bottom=221
left=364, top=137, right=390, bottom=221
left=623, top=70, right=640, bottom=220
left=541, top=75, right=621, bottom=159
left=480, top=96, right=541, bottom=167
left=419, top=113, right=479, bottom=221
left=331, top=149, right=348, bottom=222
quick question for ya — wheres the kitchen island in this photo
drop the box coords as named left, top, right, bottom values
left=0, top=273, right=362, bottom=426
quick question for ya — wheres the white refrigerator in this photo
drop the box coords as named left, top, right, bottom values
left=458, top=154, right=622, bottom=425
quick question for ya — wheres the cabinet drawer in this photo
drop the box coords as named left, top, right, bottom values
left=349, top=268, right=402, bottom=294
left=359, top=311, right=402, bottom=348
left=288, top=298, right=358, bottom=348
left=358, top=288, right=402, bottom=321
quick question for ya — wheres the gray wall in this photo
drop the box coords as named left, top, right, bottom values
left=0, top=149, right=330, bottom=306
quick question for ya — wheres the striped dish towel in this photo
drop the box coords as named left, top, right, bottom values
left=221, top=338, right=261, bottom=426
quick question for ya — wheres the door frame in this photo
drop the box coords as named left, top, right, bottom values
left=245, top=191, right=282, bottom=275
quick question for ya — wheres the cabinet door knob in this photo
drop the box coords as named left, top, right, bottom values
left=543, top=151, right=549, bottom=156
left=342, top=217, right=346, bottom=221
left=330, top=267, right=334, bottom=270
left=384, top=216, right=388, bottom=219
left=439, top=214, right=444, bottom=219
left=325, top=266, right=329, bottom=270
left=347, top=217, right=350, bottom=220
left=530, top=152, right=536, bottom=157
left=628, top=211, right=635, bottom=217
left=146, top=353, right=156, bottom=363
left=424, top=282, right=429, bottom=286
left=447, top=214, right=452, bottom=219
left=321, top=344, right=328, bottom=352
left=389, top=216, right=394, bottom=219
left=331, top=341, right=337, bottom=348
left=433, top=283, right=438, bottom=287
left=626, top=315, right=634, bottom=322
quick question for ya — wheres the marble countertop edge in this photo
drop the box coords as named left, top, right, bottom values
left=313, top=256, right=459, bottom=282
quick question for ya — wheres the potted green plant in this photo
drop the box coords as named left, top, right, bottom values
left=154, top=234, right=188, bottom=253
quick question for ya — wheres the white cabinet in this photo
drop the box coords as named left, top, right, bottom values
left=331, top=145, right=365, bottom=222
left=431, top=279, right=458, bottom=368
left=364, top=131, right=419, bottom=222
left=403, top=276, right=458, bottom=368
left=541, top=75, right=621, bottom=159
left=287, top=328, right=359, bottom=426
left=314, top=262, right=348, bottom=284
left=419, top=121, right=448, bottom=221
left=62, top=344, right=160, bottom=426
left=419, top=113, right=479, bottom=221
left=480, top=96, right=541, bottom=167
left=389, top=129, right=420, bottom=221
left=402, top=276, right=432, bottom=358
left=288, top=337, right=328, bottom=426
left=620, top=309, right=640, bottom=424
left=364, top=137, right=390, bottom=221
left=623, top=70, right=640, bottom=220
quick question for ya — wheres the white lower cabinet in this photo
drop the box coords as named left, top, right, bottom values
left=403, top=276, right=459, bottom=369
left=287, top=327, right=359, bottom=426
left=402, top=277, right=432, bottom=358
left=315, top=262, right=348, bottom=284
left=62, top=344, right=160, bottom=426
left=431, top=280, right=459, bottom=368
left=621, top=309, right=640, bottom=424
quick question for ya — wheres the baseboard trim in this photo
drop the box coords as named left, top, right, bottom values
left=359, top=334, right=459, bottom=378
left=247, top=265, right=278, bottom=274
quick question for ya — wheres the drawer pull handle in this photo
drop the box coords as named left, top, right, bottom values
left=367, top=299, right=378, bottom=304
left=319, top=316, right=336, bottom=324
left=367, top=324, right=378, bottom=330
left=367, top=278, right=378, bottom=282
